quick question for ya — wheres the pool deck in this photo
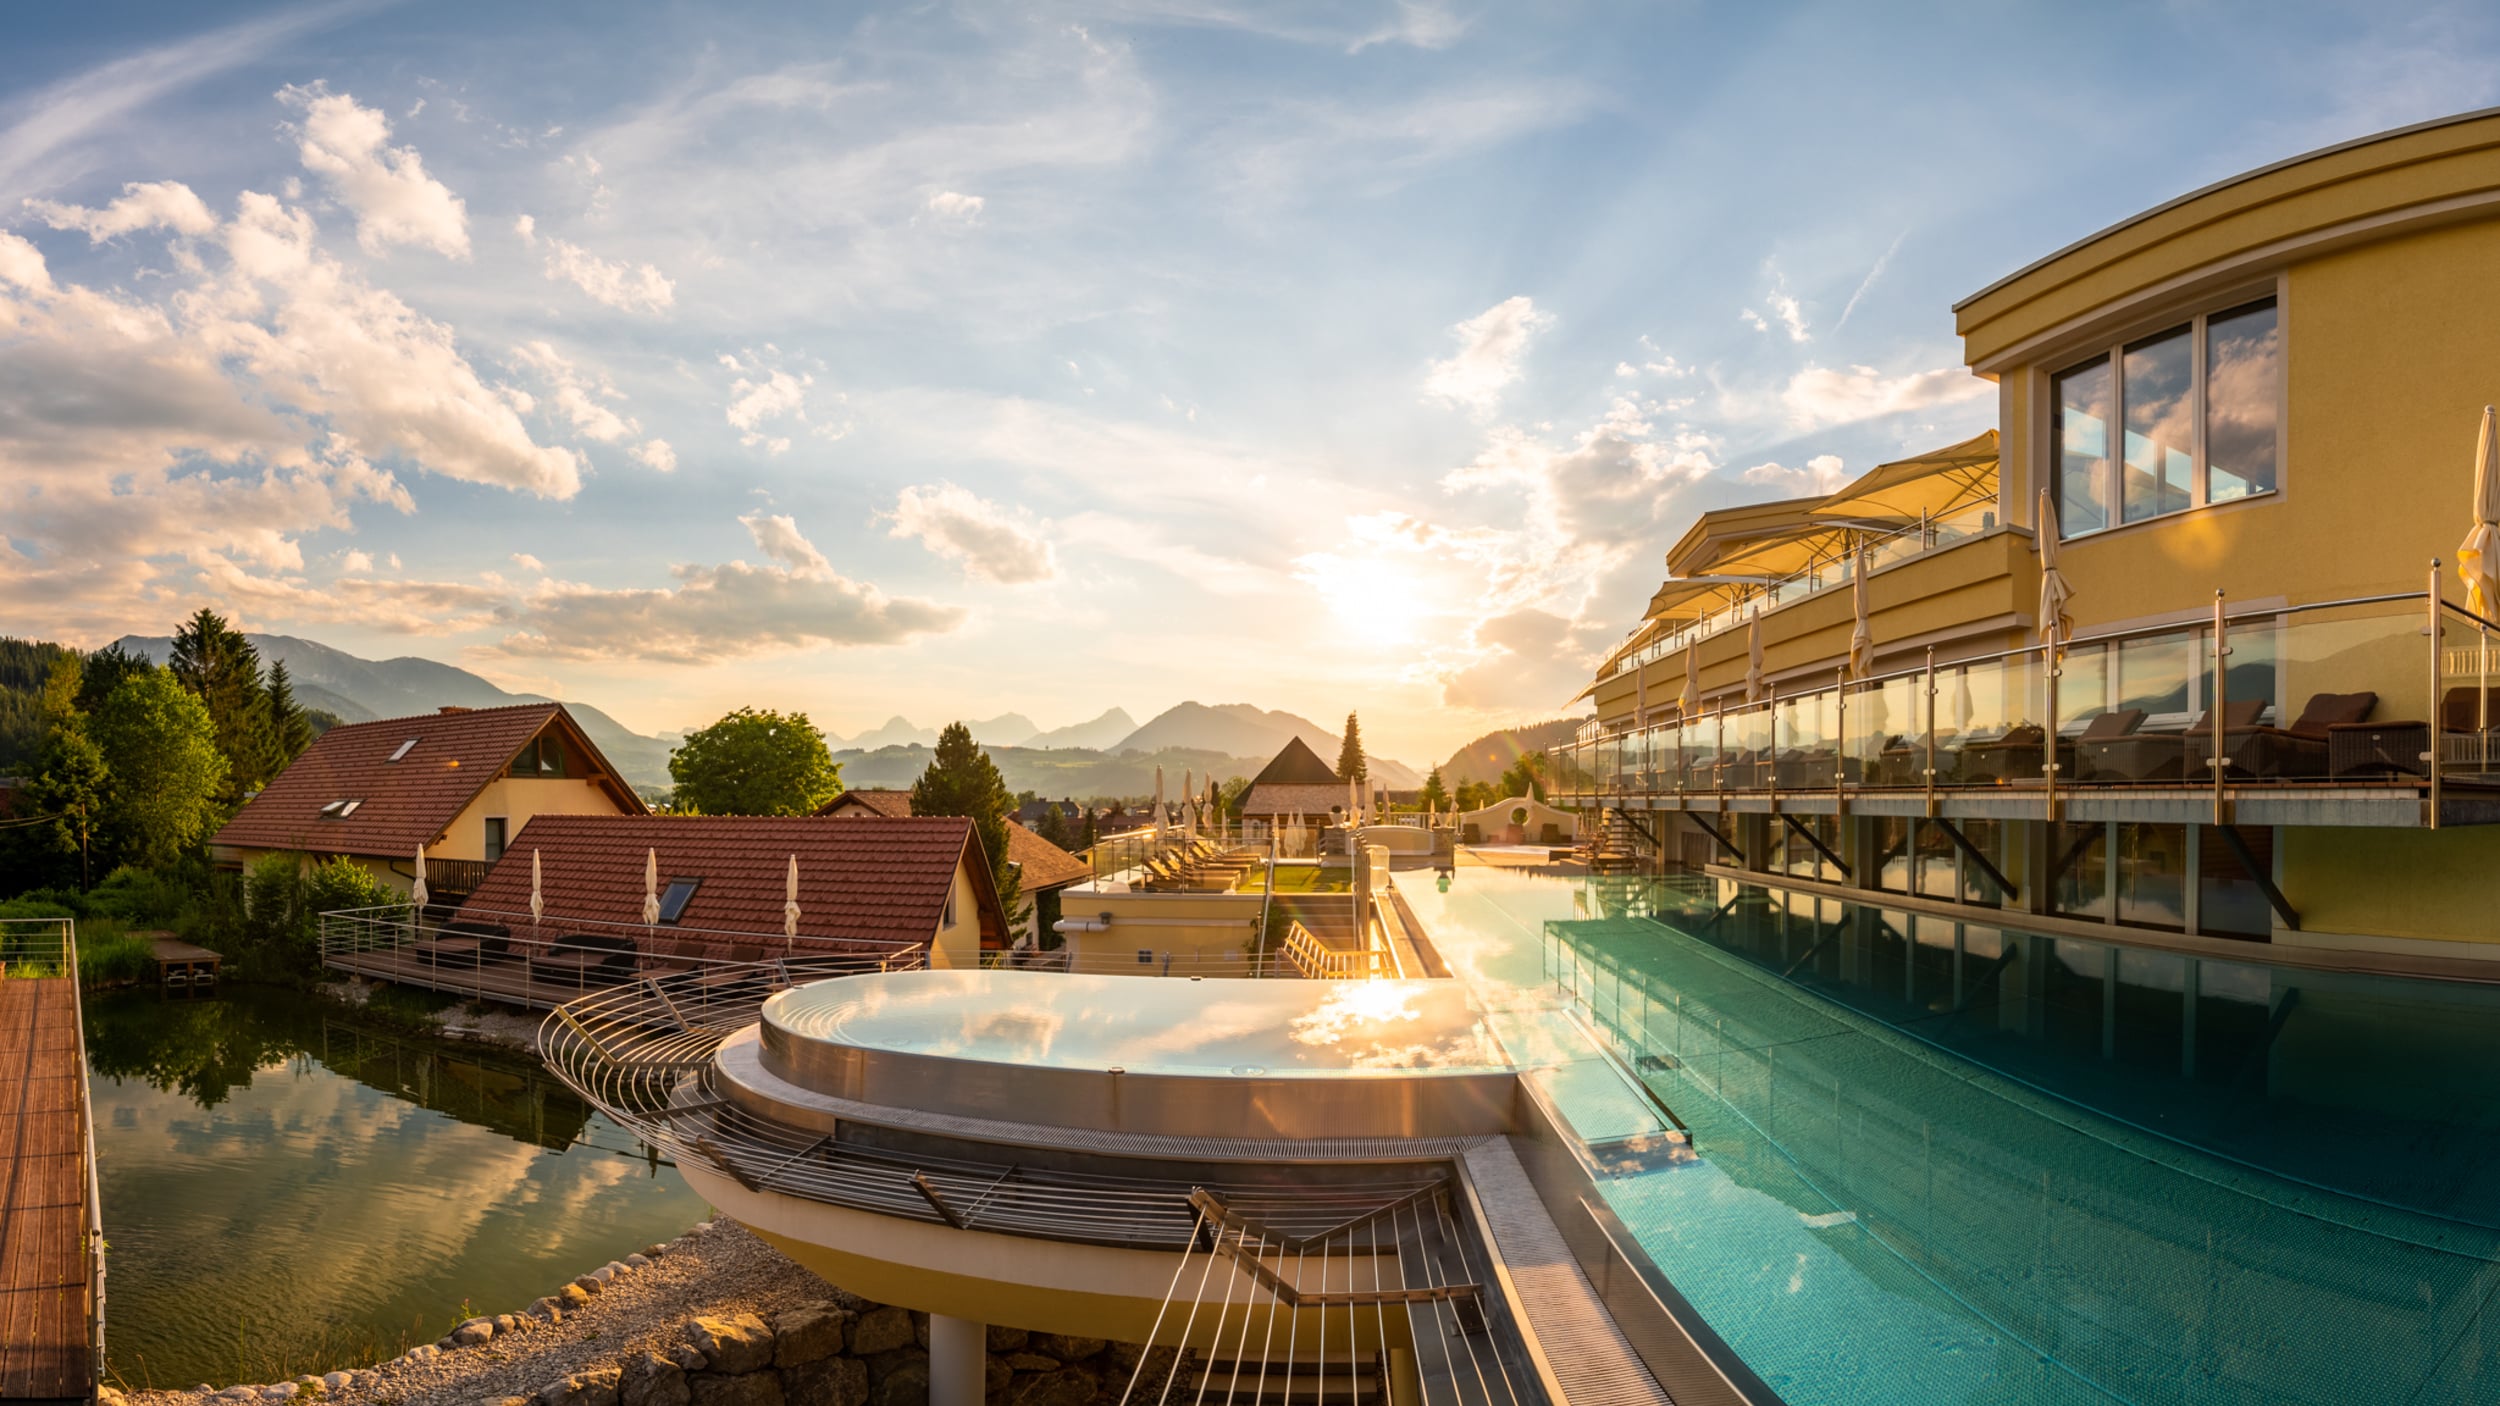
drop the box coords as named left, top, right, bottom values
left=0, top=974, right=96, bottom=1404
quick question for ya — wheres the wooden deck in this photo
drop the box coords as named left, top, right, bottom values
left=147, top=937, right=220, bottom=988
left=0, top=975, right=95, bottom=1404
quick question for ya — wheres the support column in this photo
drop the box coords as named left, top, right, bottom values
left=928, top=1314, right=987, bottom=1406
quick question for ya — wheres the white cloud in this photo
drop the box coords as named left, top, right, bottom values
left=884, top=483, right=1057, bottom=585
left=340, top=549, right=375, bottom=573
left=1348, top=0, right=1469, bottom=52
left=926, top=191, right=984, bottom=220
left=493, top=515, right=962, bottom=664
left=630, top=438, right=677, bottom=473
left=722, top=355, right=838, bottom=452
left=516, top=215, right=675, bottom=313
left=1767, top=289, right=1809, bottom=342
left=738, top=510, right=832, bottom=577
left=0, top=231, right=52, bottom=292
left=1423, top=295, right=1550, bottom=414
left=278, top=84, right=470, bottom=258
left=1741, top=453, right=1851, bottom=497
left=510, top=552, right=543, bottom=573
left=1780, top=363, right=1990, bottom=430
left=510, top=340, right=637, bottom=443
left=24, top=180, right=217, bottom=242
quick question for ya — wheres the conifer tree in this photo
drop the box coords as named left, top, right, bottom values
left=169, top=609, right=271, bottom=801
left=264, top=660, right=315, bottom=770
left=911, top=722, right=1024, bottom=928
left=1335, top=712, right=1367, bottom=784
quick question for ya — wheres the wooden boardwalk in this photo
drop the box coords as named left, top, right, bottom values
left=0, top=974, right=95, bottom=1404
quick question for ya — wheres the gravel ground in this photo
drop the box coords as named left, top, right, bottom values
left=117, top=1220, right=839, bottom=1406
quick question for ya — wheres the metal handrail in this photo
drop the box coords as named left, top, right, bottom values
left=0, top=918, right=104, bottom=1385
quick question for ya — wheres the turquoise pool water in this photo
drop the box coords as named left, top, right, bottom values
left=1393, top=864, right=2500, bottom=1405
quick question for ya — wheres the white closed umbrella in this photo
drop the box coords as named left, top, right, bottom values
left=1745, top=610, right=1766, bottom=702
left=1679, top=637, right=1700, bottom=715
left=1951, top=666, right=1975, bottom=735
left=410, top=842, right=429, bottom=908
left=2462, top=406, right=2500, bottom=618
left=642, top=848, right=661, bottom=926
left=529, top=849, right=543, bottom=924
left=784, top=854, right=801, bottom=942
left=2037, top=485, right=2076, bottom=656
left=1849, top=546, right=1875, bottom=679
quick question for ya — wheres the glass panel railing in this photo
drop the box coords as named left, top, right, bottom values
left=1932, top=648, right=2049, bottom=786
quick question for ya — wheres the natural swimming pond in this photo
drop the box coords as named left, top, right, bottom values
left=85, top=988, right=708, bottom=1390
left=1396, top=863, right=2500, bottom=1406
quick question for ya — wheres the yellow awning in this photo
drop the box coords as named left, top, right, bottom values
left=1642, top=578, right=1739, bottom=622
left=1703, top=523, right=1870, bottom=580
left=1809, top=429, right=1999, bottom=523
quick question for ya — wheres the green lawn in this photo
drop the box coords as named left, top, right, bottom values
left=1236, top=864, right=1354, bottom=894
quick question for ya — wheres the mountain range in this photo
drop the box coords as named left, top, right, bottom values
left=107, top=634, right=1421, bottom=793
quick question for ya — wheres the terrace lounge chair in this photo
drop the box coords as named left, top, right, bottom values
left=2076, top=699, right=2265, bottom=782
left=2190, top=692, right=2376, bottom=779
left=2327, top=686, right=2500, bottom=778
left=1958, top=723, right=2052, bottom=785
left=527, top=933, right=639, bottom=991
left=413, top=920, right=511, bottom=969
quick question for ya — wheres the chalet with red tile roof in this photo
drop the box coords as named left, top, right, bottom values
left=463, top=813, right=1006, bottom=967
left=812, top=789, right=1092, bottom=948
left=211, top=703, right=644, bottom=897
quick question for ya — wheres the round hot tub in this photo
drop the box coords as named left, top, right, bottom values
left=727, top=969, right=1518, bottom=1141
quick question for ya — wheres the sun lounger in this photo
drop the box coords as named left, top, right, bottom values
left=413, top=920, right=511, bottom=969
left=2190, top=692, right=2375, bottom=779
left=528, top=933, right=639, bottom=990
left=2076, top=699, right=2264, bottom=782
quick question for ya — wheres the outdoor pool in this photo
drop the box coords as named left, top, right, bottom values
left=85, top=988, right=707, bottom=1390
left=1395, top=862, right=2500, bottom=1405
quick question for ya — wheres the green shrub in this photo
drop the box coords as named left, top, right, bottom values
left=306, top=855, right=400, bottom=916
left=86, top=866, right=193, bottom=927
left=74, top=921, right=152, bottom=986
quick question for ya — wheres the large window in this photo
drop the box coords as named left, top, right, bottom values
left=2053, top=296, right=2278, bottom=537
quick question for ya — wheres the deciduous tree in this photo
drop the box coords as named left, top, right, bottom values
left=90, top=667, right=228, bottom=868
left=666, top=707, right=842, bottom=815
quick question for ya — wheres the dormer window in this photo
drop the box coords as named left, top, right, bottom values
left=387, top=739, right=419, bottom=763
left=319, top=799, right=364, bottom=819
left=656, top=878, right=700, bottom=925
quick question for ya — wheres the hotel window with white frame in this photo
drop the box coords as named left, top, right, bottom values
left=2052, top=297, right=2279, bottom=538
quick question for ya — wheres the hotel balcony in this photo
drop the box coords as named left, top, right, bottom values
left=1555, top=587, right=2500, bottom=832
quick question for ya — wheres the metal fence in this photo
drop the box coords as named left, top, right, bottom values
left=0, top=917, right=105, bottom=1390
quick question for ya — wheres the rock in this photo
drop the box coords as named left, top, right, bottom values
left=215, top=1390, right=255, bottom=1402
left=1018, top=1368, right=1098, bottom=1406
left=824, top=1288, right=876, bottom=1313
left=404, top=1345, right=441, bottom=1363
left=626, top=1253, right=653, bottom=1268
left=640, top=1243, right=671, bottom=1260
left=292, top=1377, right=321, bottom=1391
left=95, top=1389, right=126, bottom=1406
left=781, top=1357, right=868, bottom=1406
left=1004, top=1354, right=1060, bottom=1373
left=774, top=1306, right=852, bottom=1368
left=354, top=1371, right=383, bottom=1390
left=498, top=1398, right=530, bottom=1406
left=262, top=1385, right=300, bottom=1401
left=574, top=1274, right=605, bottom=1296
left=560, top=1283, right=594, bottom=1310
left=849, top=1307, right=916, bottom=1357
left=1031, top=1336, right=1107, bottom=1364
left=321, top=1374, right=351, bottom=1393
left=539, top=1368, right=623, bottom=1406
left=864, top=1348, right=926, bottom=1385
left=452, top=1318, right=496, bottom=1347
left=689, top=1375, right=784, bottom=1406
left=983, top=1357, right=1013, bottom=1396
left=497, top=1313, right=520, bottom=1333
left=982, top=1326, right=1027, bottom=1353
left=689, top=1313, right=776, bottom=1375
left=911, top=1312, right=931, bottom=1350
left=867, top=1359, right=928, bottom=1406
left=669, top=1346, right=708, bottom=1374
left=620, top=1351, right=691, bottom=1406
left=595, top=1262, right=624, bottom=1282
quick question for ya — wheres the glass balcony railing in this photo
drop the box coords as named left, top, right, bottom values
left=1555, top=589, right=2500, bottom=803
left=1597, top=504, right=2002, bottom=681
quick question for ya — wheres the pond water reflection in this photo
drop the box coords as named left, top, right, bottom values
left=86, top=988, right=708, bottom=1389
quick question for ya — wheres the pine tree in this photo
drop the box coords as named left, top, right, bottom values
left=169, top=609, right=271, bottom=802
left=911, top=722, right=1025, bottom=929
left=1421, top=766, right=1450, bottom=811
left=264, top=660, right=315, bottom=769
left=1335, top=712, right=1367, bottom=784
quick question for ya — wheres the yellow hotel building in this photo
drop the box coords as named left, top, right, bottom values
left=1553, top=107, right=2500, bottom=969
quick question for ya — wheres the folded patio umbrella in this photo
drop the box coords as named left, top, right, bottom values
left=2037, top=485, right=2075, bottom=655
left=1679, top=632, right=1700, bottom=714
left=411, top=842, right=429, bottom=908
left=529, top=849, right=544, bottom=925
left=2461, top=405, right=2500, bottom=619
left=642, top=848, right=660, bottom=926
left=1746, top=610, right=1766, bottom=701
left=1849, top=546, right=1875, bottom=679
left=784, top=854, right=801, bottom=941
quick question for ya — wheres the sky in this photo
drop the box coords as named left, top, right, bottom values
left=5, top=1, right=2498, bottom=767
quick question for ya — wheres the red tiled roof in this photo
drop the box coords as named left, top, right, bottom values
left=818, top=789, right=914, bottom=818
left=212, top=704, right=643, bottom=860
left=814, top=789, right=1088, bottom=892
left=462, top=813, right=1000, bottom=951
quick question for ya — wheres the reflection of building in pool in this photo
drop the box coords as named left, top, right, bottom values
left=1536, top=871, right=2500, bottom=1403
left=1553, top=108, right=2500, bottom=972
left=546, top=969, right=1716, bottom=1406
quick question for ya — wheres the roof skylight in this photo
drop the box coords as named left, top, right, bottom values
left=318, top=799, right=364, bottom=819
left=387, top=739, right=419, bottom=763
left=657, top=878, right=700, bottom=925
